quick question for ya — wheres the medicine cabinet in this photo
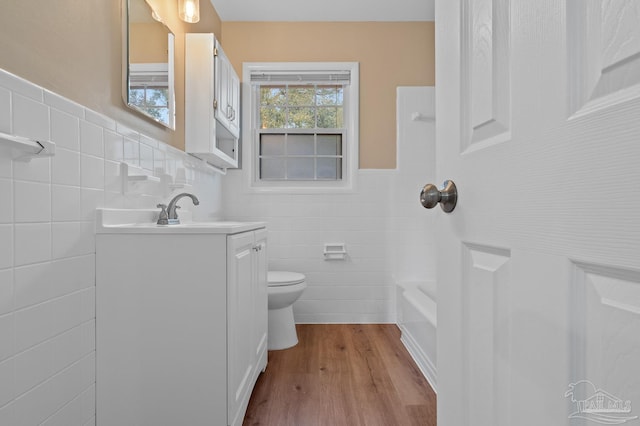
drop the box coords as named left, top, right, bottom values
left=185, top=33, right=241, bottom=169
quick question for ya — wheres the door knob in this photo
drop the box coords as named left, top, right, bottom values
left=420, top=180, right=458, bottom=213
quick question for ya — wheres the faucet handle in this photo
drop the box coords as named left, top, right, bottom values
left=156, top=204, right=169, bottom=225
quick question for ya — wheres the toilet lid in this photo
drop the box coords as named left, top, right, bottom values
left=268, top=271, right=306, bottom=287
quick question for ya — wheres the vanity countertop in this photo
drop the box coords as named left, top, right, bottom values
left=96, top=208, right=266, bottom=235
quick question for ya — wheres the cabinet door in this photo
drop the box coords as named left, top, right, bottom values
left=214, top=43, right=231, bottom=130
left=185, top=33, right=217, bottom=154
left=253, top=228, right=268, bottom=369
left=228, top=68, right=241, bottom=136
left=227, top=231, right=255, bottom=425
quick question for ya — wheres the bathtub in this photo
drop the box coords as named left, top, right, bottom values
left=396, top=281, right=437, bottom=392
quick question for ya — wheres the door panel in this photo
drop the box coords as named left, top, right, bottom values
left=568, top=0, right=640, bottom=117
left=571, top=263, right=640, bottom=408
left=435, top=1, right=640, bottom=425
left=461, top=243, right=511, bottom=426
left=461, top=0, right=512, bottom=150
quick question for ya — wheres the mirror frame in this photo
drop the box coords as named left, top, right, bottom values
left=122, top=0, right=176, bottom=130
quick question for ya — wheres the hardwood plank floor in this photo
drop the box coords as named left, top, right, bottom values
left=243, top=324, right=436, bottom=426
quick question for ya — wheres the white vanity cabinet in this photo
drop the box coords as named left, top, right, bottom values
left=96, top=220, right=268, bottom=426
left=185, top=33, right=240, bottom=169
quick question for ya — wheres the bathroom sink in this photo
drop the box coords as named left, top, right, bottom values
left=96, top=208, right=266, bottom=234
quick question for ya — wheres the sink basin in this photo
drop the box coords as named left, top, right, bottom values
left=96, top=208, right=266, bottom=234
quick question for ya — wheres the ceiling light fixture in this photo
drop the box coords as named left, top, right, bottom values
left=178, top=0, right=200, bottom=23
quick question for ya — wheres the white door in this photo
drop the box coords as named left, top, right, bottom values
left=435, top=1, right=640, bottom=425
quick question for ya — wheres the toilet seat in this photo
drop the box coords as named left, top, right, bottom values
left=268, top=271, right=305, bottom=287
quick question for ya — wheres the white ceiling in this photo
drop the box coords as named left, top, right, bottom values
left=209, top=0, right=435, bottom=22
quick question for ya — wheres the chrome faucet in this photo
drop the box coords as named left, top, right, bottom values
left=166, top=193, right=200, bottom=224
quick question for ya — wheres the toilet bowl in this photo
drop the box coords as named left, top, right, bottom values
left=267, top=271, right=307, bottom=350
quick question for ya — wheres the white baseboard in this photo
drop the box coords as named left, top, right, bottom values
left=400, top=324, right=437, bottom=393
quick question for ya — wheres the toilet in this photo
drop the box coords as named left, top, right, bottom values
left=267, top=271, right=307, bottom=350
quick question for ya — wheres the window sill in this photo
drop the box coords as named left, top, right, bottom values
left=244, top=184, right=357, bottom=195
left=231, top=169, right=357, bottom=195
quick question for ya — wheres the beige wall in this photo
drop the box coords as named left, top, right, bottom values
left=0, top=3, right=435, bottom=162
left=221, top=21, right=435, bottom=169
left=130, top=23, right=169, bottom=64
left=0, top=0, right=221, bottom=150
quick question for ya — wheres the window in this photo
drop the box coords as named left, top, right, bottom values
left=243, top=63, right=359, bottom=192
left=128, top=63, right=171, bottom=124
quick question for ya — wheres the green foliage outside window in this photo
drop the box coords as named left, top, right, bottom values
left=129, top=86, right=169, bottom=122
left=260, top=85, right=344, bottom=129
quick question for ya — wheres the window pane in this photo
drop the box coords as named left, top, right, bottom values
left=260, top=106, right=286, bottom=128
left=129, top=88, right=145, bottom=104
left=287, top=107, right=315, bottom=128
left=288, top=86, right=315, bottom=106
left=146, top=88, right=168, bottom=106
left=317, top=134, right=341, bottom=155
left=316, top=87, right=338, bottom=105
left=287, top=134, right=314, bottom=155
left=157, top=108, right=169, bottom=123
left=261, top=86, right=286, bottom=106
left=317, top=107, right=337, bottom=128
left=317, top=158, right=342, bottom=180
left=336, top=88, right=344, bottom=104
left=336, top=106, right=344, bottom=128
left=260, top=158, right=286, bottom=179
left=287, top=157, right=315, bottom=179
left=260, top=134, right=285, bottom=155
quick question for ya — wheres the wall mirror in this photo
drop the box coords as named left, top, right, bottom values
left=123, top=0, right=176, bottom=129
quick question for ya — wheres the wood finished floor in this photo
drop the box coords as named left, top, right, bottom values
left=243, top=324, right=436, bottom=426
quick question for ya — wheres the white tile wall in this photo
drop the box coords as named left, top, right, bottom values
left=0, top=226, right=13, bottom=269
left=52, top=149, right=80, bottom=187
left=221, top=172, right=394, bottom=323
left=50, top=109, right=80, bottom=152
left=0, top=270, right=12, bottom=315
left=79, top=121, right=103, bottom=158
left=391, top=87, right=437, bottom=284
left=0, top=68, right=224, bottom=425
left=13, top=94, right=49, bottom=141
left=52, top=185, right=82, bottom=222
left=0, top=88, right=11, bottom=133
left=0, top=179, right=12, bottom=223
left=14, top=223, right=51, bottom=266
left=103, top=130, right=123, bottom=162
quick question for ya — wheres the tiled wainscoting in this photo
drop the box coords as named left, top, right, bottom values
left=223, top=170, right=397, bottom=323
left=0, top=69, right=224, bottom=426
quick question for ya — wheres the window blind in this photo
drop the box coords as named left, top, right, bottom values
left=250, top=70, right=351, bottom=85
